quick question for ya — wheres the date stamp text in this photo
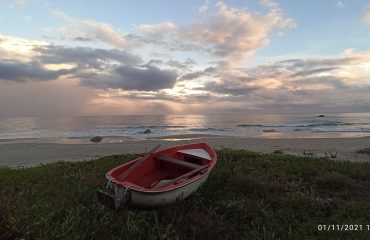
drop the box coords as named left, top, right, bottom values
left=317, top=224, right=370, bottom=231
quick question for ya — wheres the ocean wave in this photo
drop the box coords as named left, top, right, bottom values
left=296, top=122, right=353, bottom=127
left=190, top=127, right=229, bottom=132
left=237, top=124, right=264, bottom=127
left=237, top=124, right=287, bottom=128
left=312, top=128, right=370, bottom=133
left=125, top=125, right=186, bottom=129
left=237, top=122, right=370, bottom=128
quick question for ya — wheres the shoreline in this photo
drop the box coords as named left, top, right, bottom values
left=0, top=134, right=370, bottom=167
left=1, top=131, right=370, bottom=144
left=0, top=134, right=222, bottom=144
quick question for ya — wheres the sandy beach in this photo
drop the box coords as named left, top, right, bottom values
left=0, top=134, right=369, bottom=167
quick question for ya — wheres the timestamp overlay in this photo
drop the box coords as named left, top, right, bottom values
left=317, top=224, right=370, bottom=232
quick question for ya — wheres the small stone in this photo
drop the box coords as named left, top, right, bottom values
left=143, top=129, right=151, bottom=134
left=273, top=149, right=284, bottom=154
left=90, top=136, right=103, bottom=143
left=263, top=129, right=276, bottom=132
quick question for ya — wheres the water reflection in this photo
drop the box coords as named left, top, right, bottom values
left=163, top=115, right=207, bottom=128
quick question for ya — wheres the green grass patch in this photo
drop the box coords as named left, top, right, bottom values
left=1, top=150, right=370, bottom=239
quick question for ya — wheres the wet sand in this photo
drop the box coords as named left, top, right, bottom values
left=0, top=134, right=369, bottom=167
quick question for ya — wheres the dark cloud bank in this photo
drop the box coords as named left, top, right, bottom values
left=0, top=45, right=178, bottom=92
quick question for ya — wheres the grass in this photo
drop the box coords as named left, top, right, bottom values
left=1, top=149, right=370, bottom=240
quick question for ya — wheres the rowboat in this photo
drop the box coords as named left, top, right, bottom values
left=97, top=142, right=217, bottom=209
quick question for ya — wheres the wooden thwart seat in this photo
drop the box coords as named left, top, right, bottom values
left=151, top=163, right=210, bottom=189
left=156, top=155, right=201, bottom=169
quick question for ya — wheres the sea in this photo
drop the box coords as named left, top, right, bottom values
left=1, top=113, right=370, bottom=140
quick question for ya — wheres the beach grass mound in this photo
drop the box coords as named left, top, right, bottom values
left=1, top=149, right=370, bottom=240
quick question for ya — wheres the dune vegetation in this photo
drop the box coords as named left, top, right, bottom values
left=1, top=149, right=370, bottom=240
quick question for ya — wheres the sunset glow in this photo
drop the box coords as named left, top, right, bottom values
left=0, top=0, right=370, bottom=116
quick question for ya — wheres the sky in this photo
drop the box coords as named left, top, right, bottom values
left=0, top=0, right=370, bottom=117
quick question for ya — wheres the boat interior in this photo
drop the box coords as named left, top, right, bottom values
left=111, top=149, right=212, bottom=190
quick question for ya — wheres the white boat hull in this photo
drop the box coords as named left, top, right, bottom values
left=130, top=171, right=210, bottom=207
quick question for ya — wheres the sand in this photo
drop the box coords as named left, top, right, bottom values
left=0, top=134, right=369, bottom=167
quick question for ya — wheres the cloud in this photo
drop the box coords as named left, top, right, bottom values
left=61, top=19, right=127, bottom=48
left=198, top=0, right=211, bottom=13
left=0, top=35, right=47, bottom=62
left=290, top=67, right=338, bottom=77
left=139, top=1, right=295, bottom=63
left=336, top=1, right=345, bottom=9
left=0, top=36, right=178, bottom=92
left=36, top=45, right=142, bottom=69
left=144, top=58, right=196, bottom=70
left=14, top=0, right=27, bottom=5
left=81, top=65, right=177, bottom=91
left=180, top=67, right=216, bottom=80
left=291, top=76, right=347, bottom=90
left=110, top=90, right=183, bottom=103
left=34, top=45, right=177, bottom=91
left=24, top=15, right=32, bottom=22
left=53, top=0, right=295, bottom=80
left=0, top=60, right=71, bottom=82
left=245, top=51, right=370, bottom=84
left=139, top=22, right=178, bottom=39
left=200, top=0, right=295, bottom=60
left=133, top=0, right=296, bottom=104
left=364, top=5, right=370, bottom=25
left=2, top=31, right=370, bottom=114
left=6, top=0, right=27, bottom=6
left=204, top=80, right=259, bottom=96
left=3, top=2, right=370, bottom=115
left=53, top=10, right=130, bottom=49
left=183, top=47, right=370, bottom=114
